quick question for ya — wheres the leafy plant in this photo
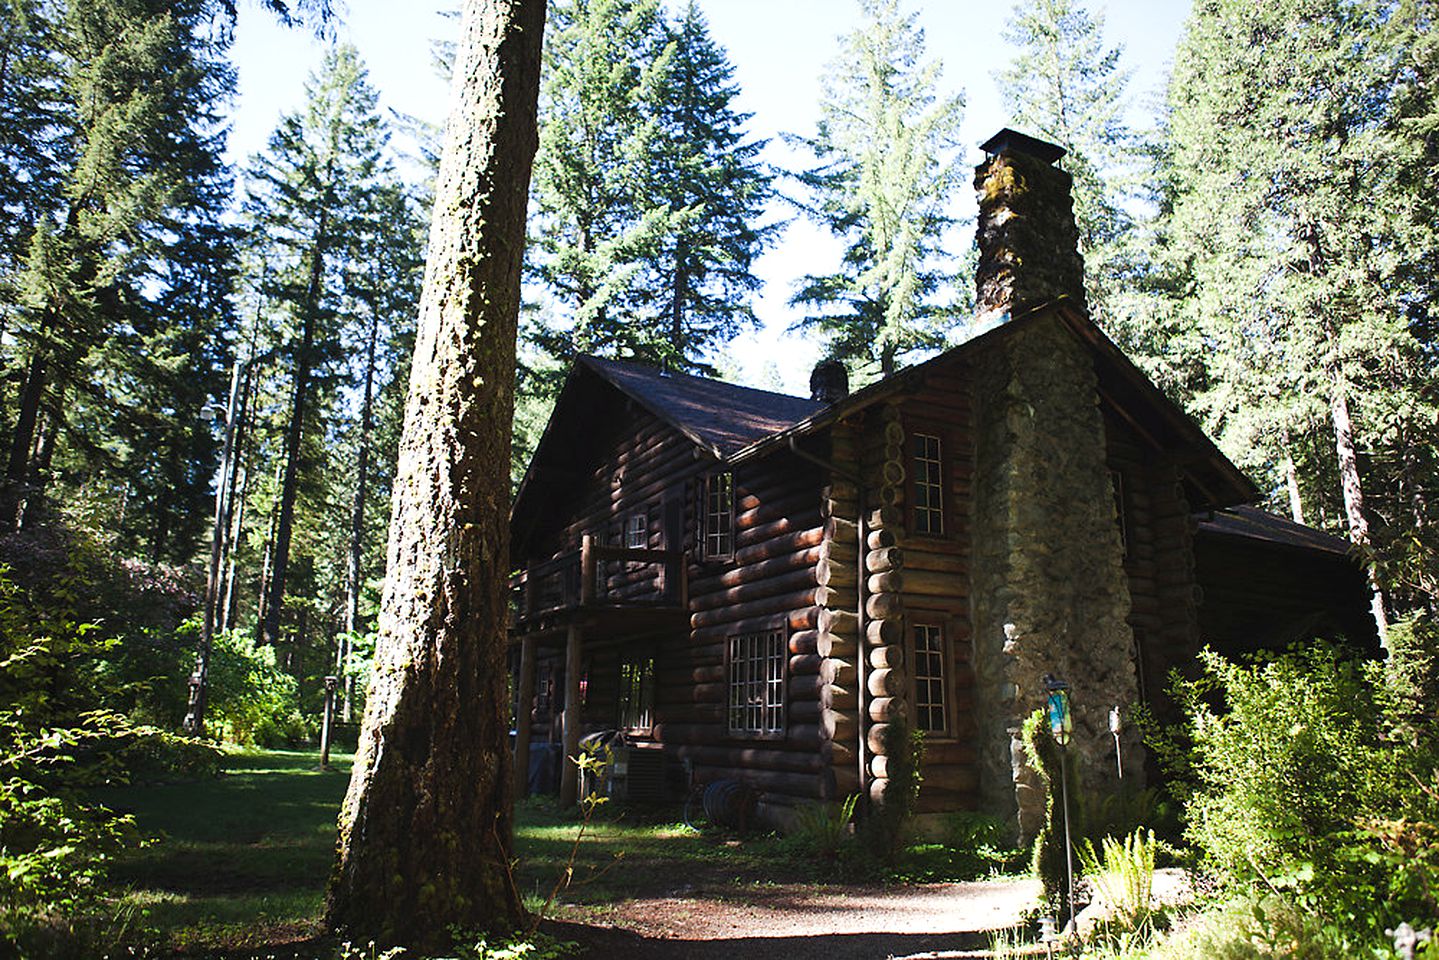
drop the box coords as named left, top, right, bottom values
left=860, top=719, right=924, bottom=863
left=528, top=743, right=615, bottom=931
left=790, top=793, right=859, bottom=862
left=1077, top=828, right=1156, bottom=930
left=1021, top=707, right=1071, bottom=910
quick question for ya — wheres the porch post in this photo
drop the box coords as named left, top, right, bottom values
left=513, top=634, right=536, bottom=799
left=559, top=622, right=583, bottom=807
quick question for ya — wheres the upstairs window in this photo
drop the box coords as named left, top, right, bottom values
left=617, top=656, right=655, bottom=730
left=704, top=472, right=734, bottom=560
left=912, top=622, right=948, bottom=734
left=626, top=511, right=648, bottom=549
left=727, top=629, right=785, bottom=737
left=913, top=433, right=944, bottom=535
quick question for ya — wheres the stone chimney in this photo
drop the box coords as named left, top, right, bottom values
left=809, top=359, right=849, bottom=404
left=973, top=128, right=1087, bottom=325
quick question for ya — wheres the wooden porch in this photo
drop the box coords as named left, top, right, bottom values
left=509, top=534, right=689, bottom=807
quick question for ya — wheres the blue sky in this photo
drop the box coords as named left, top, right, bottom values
left=228, top=0, right=1193, bottom=393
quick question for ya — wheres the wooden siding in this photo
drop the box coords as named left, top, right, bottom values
left=1103, top=412, right=1201, bottom=723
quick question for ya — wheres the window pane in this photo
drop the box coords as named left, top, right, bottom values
left=727, top=628, right=785, bottom=735
left=912, top=623, right=947, bottom=733
left=913, top=434, right=943, bottom=535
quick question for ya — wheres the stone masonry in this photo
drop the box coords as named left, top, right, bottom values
left=969, top=135, right=1141, bottom=842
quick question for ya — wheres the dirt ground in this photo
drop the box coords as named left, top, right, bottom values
left=542, top=869, right=1192, bottom=959
left=543, top=877, right=1043, bottom=960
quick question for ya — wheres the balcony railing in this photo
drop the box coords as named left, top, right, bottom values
left=511, top=534, right=688, bottom=624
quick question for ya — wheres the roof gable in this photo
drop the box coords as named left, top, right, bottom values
left=578, top=356, right=824, bottom=460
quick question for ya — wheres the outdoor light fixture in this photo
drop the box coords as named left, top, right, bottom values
left=1043, top=672, right=1077, bottom=936
left=1045, top=674, right=1072, bottom=746
left=1110, top=705, right=1124, bottom=779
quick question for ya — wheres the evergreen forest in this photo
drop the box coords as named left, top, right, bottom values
left=1, top=0, right=1436, bottom=956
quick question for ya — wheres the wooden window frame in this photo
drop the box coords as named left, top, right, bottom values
left=909, top=614, right=954, bottom=738
left=702, top=471, right=735, bottom=562
left=616, top=655, right=656, bottom=733
left=907, top=421, right=954, bottom=540
left=725, top=625, right=786, bottom=739
left=626, top=510, right=648, bottom=549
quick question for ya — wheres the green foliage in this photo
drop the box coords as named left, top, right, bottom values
left=0, top=557, right=218, bottom=954
left=1077, top=828, right=1156, bottom=930
left=1172, top=644, right=1439, bottom=945
left=1140, top=0, right=1439, bottom=612
left=860, top=719, right=924, bottom=863
left=334, top=930, right=578, bottom=960
left=997, top=0, right=1136, bottom=326
left=1021, top=707, right=1069, bottom=909
left=528, top=0, right=771, bottom=374
left=789, top=793, right=859, bottom=862
left=1139, top=895, right=1359, bottom=960
left=790, top=0, right=967, bottom=377
left=205, top=628, right=313, bottom=747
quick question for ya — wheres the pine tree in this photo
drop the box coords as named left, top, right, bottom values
left=241, top=44, right=394, bottom=649
left=640, top=1, right=774, bottom=374
left=790, top=0, right=966, bottom=377
left=997, top=0, right=1134, bottom=324
left=1156, top=0, right=1439, bottom=627
left=528, top=0, right=672, bottom=360
left=1, top=0, right=236, bottom=537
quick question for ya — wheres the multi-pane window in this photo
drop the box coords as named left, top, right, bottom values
left=626, top=511, right=648, bottom=549
left=727, top=629, right=785, bottom=736
left=912, top=623, right=948, bottom=733
left=913, top=433, right=944, bottom=535
left=617, top=656, right=655, bottom=730
left=704, top=472, right=734, bottom=560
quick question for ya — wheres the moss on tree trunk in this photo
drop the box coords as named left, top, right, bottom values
left=325, top=0, right=545, bottom=948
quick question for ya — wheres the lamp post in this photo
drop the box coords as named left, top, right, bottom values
left=1045, top=673, right=1076, bottom=935
left=1109, top=705, right=1124, bottom=780
left=183, top=358, right=245, bottom=737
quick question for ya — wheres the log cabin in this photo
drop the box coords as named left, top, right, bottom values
left=506, top=129, right=1379, bottom=836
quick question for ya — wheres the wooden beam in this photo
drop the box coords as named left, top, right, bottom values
left=513, top=635, right=536, bottom=800
left=559, top=623, right=582, bottom=807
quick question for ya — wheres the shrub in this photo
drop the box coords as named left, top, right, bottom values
left=789, top=793, right=859, bottom=862
left=206, top=628, right=315, bottom=746
left=1173, top=643, right=1439, bottom=944
left=1021, top=707, right=1071, bottom=910
left=1077, top=828, right=1156, bottom=930
left=859, top=719, right=924, bottom=863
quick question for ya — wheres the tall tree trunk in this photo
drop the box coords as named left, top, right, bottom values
left=1, top=335, right=46, bottom=529
left=1282, top=433, right=1305, bottom=525
left=340, top=299, right=382, bottom=721
left=260, top=207, right=327, bottom=647
left=1329, top=375, right=1389, bottom=646
left=328, top=0, right=544, bottom=945
left=254, top=456, right=284, bottom=644
left=670, top=246, right=688, bottom=361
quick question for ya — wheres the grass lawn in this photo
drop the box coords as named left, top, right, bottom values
left=95, top=748, right=353, bottom=954
left=93, top=748, right=1017, bottom=955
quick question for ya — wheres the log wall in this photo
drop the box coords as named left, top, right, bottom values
left=1103, top=414, right=1200, bottom=731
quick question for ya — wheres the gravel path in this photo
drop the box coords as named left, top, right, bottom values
left=543, top=877, right=1043, bottom=959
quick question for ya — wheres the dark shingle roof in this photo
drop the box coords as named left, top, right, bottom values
left=579, top=356, right=824, bottom=459
left=1197, top=505, right=1354, bottom=556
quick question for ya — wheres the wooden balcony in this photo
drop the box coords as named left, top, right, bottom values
left=510, top=534, right=688, bottom=631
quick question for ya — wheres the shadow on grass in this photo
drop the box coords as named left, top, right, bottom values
left=93, top=748, right=353, bottom=952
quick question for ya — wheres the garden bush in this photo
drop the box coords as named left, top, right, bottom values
left=1171, top=642, right=1439, bottom=946
left=206, top=628, right=316, bottom=746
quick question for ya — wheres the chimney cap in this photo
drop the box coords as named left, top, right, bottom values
left=980, top=128, right=1066, bottom=166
